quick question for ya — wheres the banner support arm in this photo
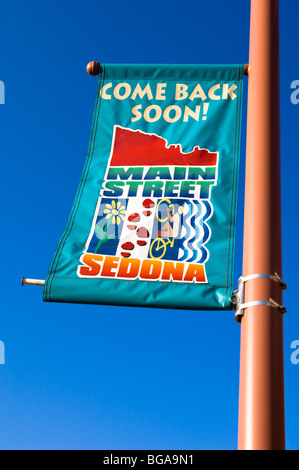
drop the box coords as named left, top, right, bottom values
left=21, top=278, right=45, bottom=286
left=86, top=61, right=250, bottom=76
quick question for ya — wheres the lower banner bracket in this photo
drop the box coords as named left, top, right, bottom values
left=231, top=272, right=287, bottom=323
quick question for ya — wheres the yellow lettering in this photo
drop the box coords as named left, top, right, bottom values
left=175, top=83, right=188, bottom=100
left=222, top=83, right=237, bottom=100
left=100, top=82, right=112, bottom=100
left=131, top=105, right=143, bottom=122
left=163, top=105, right=181, bottom=123
left=113, top=83, right=131, bottom=100
left=189, top=83, right=207, bottom=101
left=183, top=105, right=200, bottom=122
left=208, top=84, right=221, bottom=100
left=144, top=105, right=162, bottom=123
left=131, top=83, right=153, bottom=100
left=155, top=83, right=167, bottom=100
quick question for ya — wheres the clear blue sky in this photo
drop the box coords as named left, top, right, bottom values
left=0, top=0, right=298, bottom=450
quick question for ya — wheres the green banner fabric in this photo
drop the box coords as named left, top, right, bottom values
left=43, top=64, right=244, bottom=310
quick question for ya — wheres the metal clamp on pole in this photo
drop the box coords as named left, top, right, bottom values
left=231, top=273, right=287, bottom=323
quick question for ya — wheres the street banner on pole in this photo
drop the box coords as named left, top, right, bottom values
left=43, top=64, right=244, bottom=310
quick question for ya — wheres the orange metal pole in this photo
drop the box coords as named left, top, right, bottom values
left=238, top=0, right=285, bottom=449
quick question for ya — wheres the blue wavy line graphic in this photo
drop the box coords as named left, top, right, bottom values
left=178, top=200, right=213, bottom=263
left=178, top=202, right=192, bottom=261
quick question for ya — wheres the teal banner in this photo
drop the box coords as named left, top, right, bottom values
left=43, top=64, right=244, bottom=310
